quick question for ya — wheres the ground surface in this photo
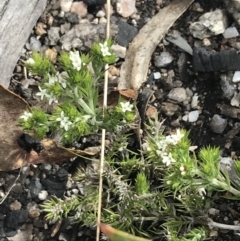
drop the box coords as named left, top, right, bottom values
left=1, top=0, right=240, bottom=240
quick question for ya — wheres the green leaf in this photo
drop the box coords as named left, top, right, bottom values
left=100, top=223, right=151, bottom=241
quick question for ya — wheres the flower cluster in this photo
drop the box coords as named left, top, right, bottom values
left=145, top=129, right=184, bottom=167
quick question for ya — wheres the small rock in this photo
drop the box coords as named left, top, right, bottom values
left=99, top=17, right=107, bottom=23
left=232, top=71, right=240, bottom=83
left=96, top=10, right=105, bottom=17
left=189, top=9, right=228, bottom=39
left=116, top=20, right=138, bottom=47
left=231, top=92, right=240, bottom=107
left=111, top=44, right=126, bottom=58
left=83, top=0, right=106, bottom=6
left=60, top=0, right=73, bottom=12
left=146, top=106, right=158, bottom=119
left=202, top=38, right=211, bottom=46
left=223, top=27, right=239, bottom=39
left=48, top=27, right=60, bottom=45
left=38, top=190, right=48, bottom=200
left=35, top=22, right=47, bottom=36
left=210, top=114, right=227, bottom=134
left=103, top=2, right=114, bottom=16
left=11, top=183, right=23, bottom=194
left=209, top=208, right=220, bottom=216
left=40, top=163, right=52, bottom=174
left=92, top=18, right=99, bottom=24
left=72, top=38, right=83, bottom=48
left=161, top=102, right=179, bottom=116
left=154, top=89, right=163, bottom=100
left=45, top=48, right=58, bottom=63
left=153, top=72, right=161, bottom=79
left=188, top=110, right=199, bottom=122
left=154, top=52, right=174, bottom=67
left=60, top=23, right=71, bottom=34
left=191, top=95, right=199, bottom=108
left=28, top=202, right=41, bottom=219
left=191, top=2, right=203, bottom=12
left=108, top=66, right=119, bottom=76
left=116, top=0, right=136, bottom=18
left=4, top=210, right=28, bottom=230
left=65, top=12, right=79, bottom=23
left=70, top=1, right=88, bottom=17
left=29, top=37, right=42, bottom=52
left=29, top=178, right=43, bottom=198
left=220, top=74, right=235, bottom=100
left=9, top=200, right=22, bottom=211
left=168, top=87, right=187, bottom=102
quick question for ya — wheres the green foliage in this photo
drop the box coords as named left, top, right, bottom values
left=22, top=40, right=240, bottom=241
left=19, top=108, right=49, bottom=138
left=25, top=52, right=55, bottom=77
left=20, top=40, right=137, bottom=144
left=135, top=173, right=149, bottom=195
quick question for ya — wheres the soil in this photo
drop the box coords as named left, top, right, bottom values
left=2, top=0, right=240, bottom=240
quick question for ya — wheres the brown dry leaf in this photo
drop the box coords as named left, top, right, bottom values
left=45, top=48, right=58, bottom=63
left=27, top=139, right=77, bottom=165
left=118, top=0, right=194, bottom=90
left=98, top=89, right=138, bottom=108
left=0, top=85, right=31, bottom=171
left=0, top=85, right=78, bottom=171
left=119, top=89, right=138, bottom=100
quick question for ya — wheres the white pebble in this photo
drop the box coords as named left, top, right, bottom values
left=168, top=88, right=187, bottom=102
left=232, top=71, right=240, bottom=83
left=188, top=110, right=199, bottom=122
left=191, top=95, right=199, bottom=108
left=153, top=72, right=161, bottom=79
left=99, top=17, right=107, bottom=23
left=223, top=27, right=239, bottom=39
left=60, top=0, right=73, bottom=12
left=210, top=114, right=227, bottom=133
left=182, top=114, right=189, bottom=122
left=38, top=190, right=48, bottom=200
left=92, top=18, right=99, bottom=24
left=96, top=10, right=105, bottom=17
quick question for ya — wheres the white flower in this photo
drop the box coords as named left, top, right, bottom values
left=198, top=187, right=206, bottom=198
left=156, top=139, right=168, bottom=152
left=120, top=101, right=133, bottom=113
left=162, top=152, right=176, bottom=166
left=99, top=42, right=111, bottom=57
left=45, top=75, right=58, bottom=86
left=69, top=51, right=82, bottom=71
left=26, top=58, right=35, bottom=65
left=56, top=111, right=72, bottom=131
left=20, top=111, right=32, bottom=121
left=48, top=93, right=58, bottom=105
left=165, top=129, right=184, bottom=145
left=36, top=86, right=48, bottom=100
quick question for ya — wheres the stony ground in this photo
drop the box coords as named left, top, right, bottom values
left=2, top=0, right=240, bottom=240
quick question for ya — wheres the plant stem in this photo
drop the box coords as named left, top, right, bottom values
left=212, top=178, right=240, bottom=197
left=208, top=218, right=240, bottom=231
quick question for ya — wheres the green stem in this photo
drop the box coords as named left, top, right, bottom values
left=212, top=178, right=240, bottom=197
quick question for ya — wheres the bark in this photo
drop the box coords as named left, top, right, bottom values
left=0, top=0, right=47, bottom=87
